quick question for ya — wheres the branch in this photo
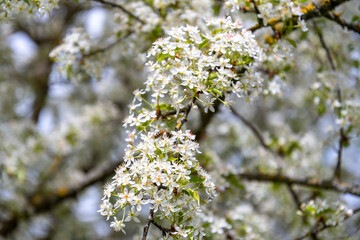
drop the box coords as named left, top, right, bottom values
left=91, top=0, right=145, bottom=24
left=175, top=94, right=198, bottom=131
left=151, top=220, right=171, bottom=236
left=287, top=183, right=302, bottom=209
left=313, top=21, right=349, bottom=181
left=324, top=11, right=360, bottom=34
left=228, top=171, right=360, bottom=197
left=142, top=209, right=154, bottom=240
left=0, top=160, right=122, bottom=237
left=82, top=31, right=133, bottom=58
left=229, top=106, right=273, bottom=153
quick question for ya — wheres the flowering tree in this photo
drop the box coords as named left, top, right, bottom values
left=1, top=0, right=360, bottom=239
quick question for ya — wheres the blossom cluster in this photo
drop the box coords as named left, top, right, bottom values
left=224, top=0, right=308, bottom=31
left=49, top=28, right=92, bottom=80
left=0, top=0, right=59, bottom=21
left=298, top=199, right=354, bottom=226
left=100, top=16, right=263, bottom=238
left=125, top=16, right=263, bottom=129
left=99, top=130, right=215, bottom=237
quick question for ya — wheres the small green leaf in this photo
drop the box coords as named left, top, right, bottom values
left=189, top=175, right=204, bottom=183
left=208, top=72, right=218, bottom=81
left=353, top=60, right=359, bottom=68
left=66, top=65, right=72, bottom=79
left=187, top=189, right=200, bottom=205
left=351, top=15, right=360, bottom=23
left=212, top=88, right=222, bottom=97
left=285, top=38, right=297, bottom=48
left=157, top=53, right=169, bottom=62
left=198, top=40, right=208, bottom=50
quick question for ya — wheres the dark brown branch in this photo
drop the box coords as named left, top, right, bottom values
left=287, top=183, right=302, bottom=209
left=250, top=0, right=263, bottom=26
left=151, top=220, right=171, bottom=236
left=313, top=21, right=336, bottom=71
left=91, top=0, right=145, bottom=24
left=230, top=171, right=360, bottom=197
left=324, top=11, right=360, bottom=34
left=142, top=209, right=154, bottom=240
left=175, top=94, right=198, bottom=131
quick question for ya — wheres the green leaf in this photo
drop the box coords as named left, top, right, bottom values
left=285, top=38, right=297, bottom=48
left=187, top=189, right=200, bottom=205
left=157, top=53, right=169, bottom=62
left=159, top=104, right=175, bottom=111
left=353, top=60, right=359, bottom=68
left=189, top=175, right=204, bottom=183
left=212, top=88, right=222, bottom=97
left=351, top=15, right=360, bottom=23
left=198, top=40, right=209, bottom=50
left=208, top=72, right=218, bottom=81
left=23, top=0, right=31, bottom=5
left=66, top=65, right=72, bottom=79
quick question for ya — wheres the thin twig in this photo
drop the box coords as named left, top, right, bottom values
left=229, top=106, right=273, bottom=153
left=175, top=94, right=198, bottom=131
left=142, top=209, right=154, bottom=240
left=151, top=220, right=171, bottom=236
left=91, top=0, right=145, bottom=24
left=313, top=21, right=336, bottom=71
left=287, top=183, right=302, bottom=209
left=83, top=31, right=133, bottom=58
left=313, top=21, right=348, bottom=181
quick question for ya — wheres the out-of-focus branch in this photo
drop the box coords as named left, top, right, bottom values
left=324, top=11, right=360, bottom=34
left=313, top=21, right=349, bottom=181
left=0, top=160, right=122, bottom=237
left=82, top=31, right=133, bottom=58
left=227, top=171, right=360, bottom=197
left=91, top=0, right=145, bottom=24
left=287, top=183, right=302, bottom=209
left=229, top=106, right=273, bottom=153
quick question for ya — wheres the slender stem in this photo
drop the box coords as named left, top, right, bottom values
left=229, top=106, right=273, bottom=153
left=91, top=0, right=145, bottom=24
left=142, top=209, right=154, bottom=240
left=313, top=21, right=348, bottom=181
left=82, top=31, right=133, bottom=58
left=287, top=183, right=302, bottom=209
